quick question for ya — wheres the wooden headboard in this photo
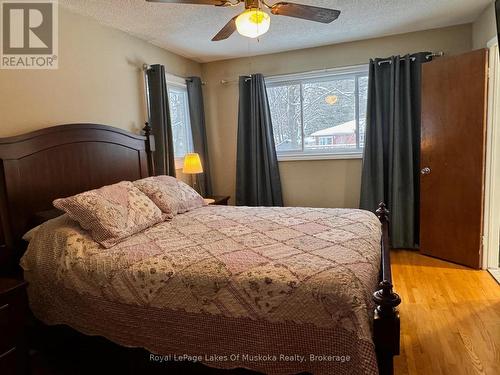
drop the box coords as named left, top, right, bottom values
left=0, top=123, right=155, bottom=271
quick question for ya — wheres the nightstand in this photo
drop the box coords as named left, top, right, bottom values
left=0, top=279, right=28, bottom=375
left=205, top=195, right=230, bottom=205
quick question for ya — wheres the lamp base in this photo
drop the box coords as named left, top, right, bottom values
left=190, top=173, right=200, bottom=194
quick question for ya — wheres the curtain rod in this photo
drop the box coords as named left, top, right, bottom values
left=143, top=64, right=206, bottom=85
left=220, top=75, right=252, bottom=85
left=222, top=64, right=371, bottom=85
left=219, top=52, right=441, bottom=84
left=377, top=51, right=444, bottom=65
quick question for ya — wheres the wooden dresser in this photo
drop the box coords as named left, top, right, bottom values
left=0, top=279, right=28, bottom=375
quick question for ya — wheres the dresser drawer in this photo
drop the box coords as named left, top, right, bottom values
left=0, top=346, right=18, bottom=375
left=0, top=294, right=26, bottom=352
left=0, top=303, right=14, bottom=353
left=0, top=302, right=9, bottom=326
left=0, top=279, right=28, bottom=375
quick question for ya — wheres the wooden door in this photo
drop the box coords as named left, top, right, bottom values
left=420, top=49, right=488, bottom=269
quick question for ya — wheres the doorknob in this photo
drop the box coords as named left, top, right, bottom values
left=421, top=167, right=431, bottom=175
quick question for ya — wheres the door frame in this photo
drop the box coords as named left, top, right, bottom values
left=483, top=37, right=500, bottom=273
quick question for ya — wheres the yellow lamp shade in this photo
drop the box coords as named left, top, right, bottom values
left=235, top=8, right=270, bottom=39
left=183, top=153, right=203, bottom=174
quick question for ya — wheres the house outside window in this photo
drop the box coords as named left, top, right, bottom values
left=166, top=74, right=193, bottom=167
left=266, top=65, right=369, bottom=160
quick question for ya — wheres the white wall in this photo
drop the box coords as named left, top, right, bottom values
left=473, top=2, right=497, bottom=49
left=0, top=7, right=202, bottom=137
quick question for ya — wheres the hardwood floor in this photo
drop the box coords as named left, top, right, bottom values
left=392, top=250, right=500, bottom=375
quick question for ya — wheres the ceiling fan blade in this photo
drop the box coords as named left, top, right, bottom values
left=146, top=0, right=231, bottom=5
left=271, top=2, right=340, bottom=24
left=212, top=16, right=237, bottom=41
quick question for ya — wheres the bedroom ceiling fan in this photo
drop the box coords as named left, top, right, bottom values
left=146, top=0, right=341, bottom=41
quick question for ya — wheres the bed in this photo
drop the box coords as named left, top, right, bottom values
left=0, top=124, right=401, bottom=375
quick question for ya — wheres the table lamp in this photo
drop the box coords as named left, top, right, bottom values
left=183, top=153, right=203, bottom=192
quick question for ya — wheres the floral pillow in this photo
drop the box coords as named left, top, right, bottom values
left=134, top=175, right=206, bottom=216
left=53, top=181, right=164, bottom=248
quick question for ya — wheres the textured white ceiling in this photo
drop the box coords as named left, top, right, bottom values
left=59, top=0, right=491, bottom=63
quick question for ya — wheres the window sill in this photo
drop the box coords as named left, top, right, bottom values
left=277, top=153, right=363, bottom=162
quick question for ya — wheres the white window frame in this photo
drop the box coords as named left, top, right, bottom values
left=265, top=64, right=369, bottom=161
left=166, top=74, right=194, bottom=169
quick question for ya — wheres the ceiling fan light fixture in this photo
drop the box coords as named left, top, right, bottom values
left=235, top=8, right=270, bottom=38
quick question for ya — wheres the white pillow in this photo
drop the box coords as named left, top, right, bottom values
left=134, top=175, right=206, bottom=215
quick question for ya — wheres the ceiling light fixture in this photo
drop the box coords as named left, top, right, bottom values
left=235, top=8, right=270, bottom=38
left=148, top=1, right=341, bottom=42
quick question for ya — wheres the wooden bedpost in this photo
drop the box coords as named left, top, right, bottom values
left=143, top=122, right=156, bottom=176
left=373, top=202, right=401, bottom=375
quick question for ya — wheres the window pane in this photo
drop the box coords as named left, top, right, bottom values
left=267, top=84, right=301, bottom=152
left=168, top=87, right=191, bottom=158
left=266, top=69, right=369, bottom=157
left=358, top=76, right=369, bottom=148
left=302, top=78, right=356, bottom=152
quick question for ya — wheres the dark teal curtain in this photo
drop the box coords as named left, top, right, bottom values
left=236, top=74, right=283, bottom=206
left=186, top=77, right=212, bottom=196
left=146, top=64, right=176, bottom=177
left=360, top=52, right=431, bottom=249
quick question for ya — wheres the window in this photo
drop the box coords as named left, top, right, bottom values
left=166, top=75, right=193, bottom=165
left=266, top=65, right=369, bottom=160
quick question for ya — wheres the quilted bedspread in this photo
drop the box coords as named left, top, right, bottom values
left=21, top=205, right=382, bottom=375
